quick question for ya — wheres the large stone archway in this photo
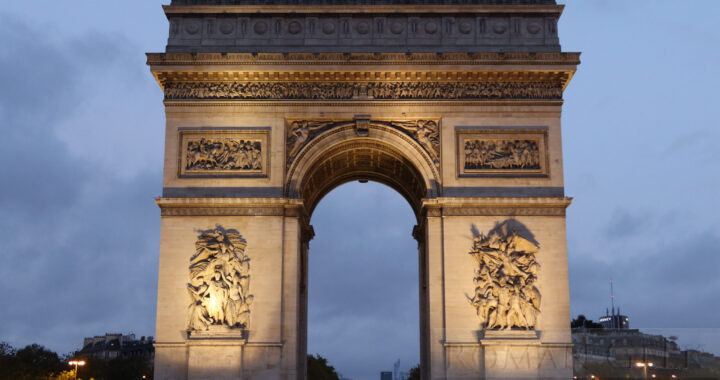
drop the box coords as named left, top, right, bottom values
left=149, top=1, right=579, bottom=379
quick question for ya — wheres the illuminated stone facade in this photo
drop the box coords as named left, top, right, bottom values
left=149, top=0, right=578, bottom=379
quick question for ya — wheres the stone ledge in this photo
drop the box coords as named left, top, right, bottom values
left=147, top=52, right=580, bottom=66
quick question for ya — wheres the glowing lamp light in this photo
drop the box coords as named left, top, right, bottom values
left=68, top=360, right=86, bottom=380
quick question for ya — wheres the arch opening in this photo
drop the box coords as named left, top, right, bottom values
left=286, top=124, right=437, bottom=379
left=307, top=181, right=420, bottom=378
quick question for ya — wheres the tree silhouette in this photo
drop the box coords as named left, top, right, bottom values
left=307, top=354, right=340, bottom=380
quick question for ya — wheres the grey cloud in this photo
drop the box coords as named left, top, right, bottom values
left=602, top=209, right=650, bottom=239
left=570, top=224, right=720, bottom=330
left=0, top=16, right=161, bottom=355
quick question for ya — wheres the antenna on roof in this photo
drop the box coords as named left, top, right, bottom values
left=610, top=278, right=615, bottom=316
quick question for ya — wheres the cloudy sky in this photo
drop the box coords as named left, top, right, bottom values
left=1, top=1, right=719, bottom=379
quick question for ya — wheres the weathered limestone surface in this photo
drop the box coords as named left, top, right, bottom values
left=148, top=0, right=578, bottom=379
left=164, top=0, right=562, bottom=53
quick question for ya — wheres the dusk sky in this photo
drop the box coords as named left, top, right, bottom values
left=1, top=1, right=719, bottom=379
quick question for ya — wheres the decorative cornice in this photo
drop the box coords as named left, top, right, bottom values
left=162, top=99, right=565, bottom=107
left=163, top=4, right=562, bottom=14
left=156, top=197, right=306, bottom=217
left=147, top=52, right=580, bottom=67
left=422, top=196, right=571, bottom=216
left=147, top=53, right=579, bottom=97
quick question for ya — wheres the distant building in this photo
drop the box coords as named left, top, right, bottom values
left=380, top=371, right=393, bottom=380
left=78, top=333, right=154, bottom=362
left=598, top=308, right=629, bottom=329
left=573, top=328, right=681, bottom=369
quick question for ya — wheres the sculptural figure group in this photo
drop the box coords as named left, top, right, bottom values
left=469, top=224, right=541, bottom=330
left=464, top=139, right=540, bottom=170
left=187, top=226, right=253, bottom=332
left=186, top=138, right=262, bottom=171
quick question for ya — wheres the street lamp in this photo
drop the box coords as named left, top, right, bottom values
left=68, top=360, right=86, bottom=380
left=635, top=361, right=653, bottom=380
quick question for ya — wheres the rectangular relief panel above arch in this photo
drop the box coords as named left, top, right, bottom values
left=178, top=127, right=270, bottom=178
left=455, top=127, right=549, bottom=178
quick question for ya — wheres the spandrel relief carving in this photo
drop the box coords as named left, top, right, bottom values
left=164, top=81, right=563, bottom=101
left=286, top=120, right=349, bottom=165
left=468, top=220, right=540, bottom=330
left=388, top=120, right=440, bottom=166
left=187, top=225, right=253, bottom=333
left=285, top=119, right=440, bottom=167
left=464, top=139, right=540, bottom=170
left=179, top=129, right=269, bottom=177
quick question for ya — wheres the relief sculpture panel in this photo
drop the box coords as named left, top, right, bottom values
left=187, top=225, right=253, bottom=336
left=468, top=220, right=540, bottom=330
left=456, top=128, right=547, bottom=177
left=179, top=129, right=269, bottom=177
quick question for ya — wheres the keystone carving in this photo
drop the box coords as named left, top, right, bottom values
left=187, top=225, right=253, bottom=333
left=469, top=221, right=540, bottom=330
left=186, top=138, right=262, bottom=171
left=164, top=81, right=563, bottom=101
left=464, top=139, right=540, bottom=170
left=286, top=119, right=440, bottom=167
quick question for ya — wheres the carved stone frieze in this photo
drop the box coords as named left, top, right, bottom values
left=179, top=129, right=269, bottom=177
left=164, top=81, right=563, bottom=101
left=464, top=139, right=540, bottom=170
left=456, top=129, right=548, bottom=177
left=286, top=119, right=440, bottom=167
left=469, top=220, right=540, bottom=330
left=188, top=225, right=253, bottom=333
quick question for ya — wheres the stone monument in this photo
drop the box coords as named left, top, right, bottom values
left=148, top=0, right=579, bottom=378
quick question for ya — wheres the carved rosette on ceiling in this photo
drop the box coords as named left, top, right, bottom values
left=187, top=225, right=253, bottom=335
left=469, top=221, right=540, bottom=330
left=286, top=119, right=440, bottom=167
left=164, top=80, right=563, bottom=101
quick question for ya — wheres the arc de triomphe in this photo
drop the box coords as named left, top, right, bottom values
left=148, top=0, right=579, bottom=378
